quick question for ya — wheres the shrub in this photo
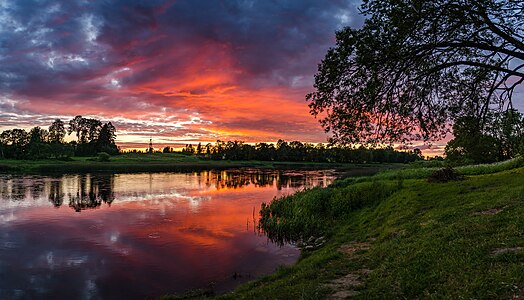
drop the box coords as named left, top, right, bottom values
left=97, top=152, right=111, bottom=162
left=427, top=167, right=464, bottom=183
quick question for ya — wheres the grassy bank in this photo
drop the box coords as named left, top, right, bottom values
left=0, top=153, right=394, bottom=174
left=217, top=159, right=524, bottom=299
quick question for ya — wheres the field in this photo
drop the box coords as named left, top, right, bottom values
left=211, top=158, right=524, bottom=299
left=0, top=153, right=389, bottom=174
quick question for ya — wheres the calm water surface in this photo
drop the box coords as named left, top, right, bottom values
left=0, top=169, right=337, bottom=299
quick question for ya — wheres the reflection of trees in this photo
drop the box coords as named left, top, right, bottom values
left=95, top=175, right=115, bottom=205
left=199, top=169, right=330, bottom=191
left=10, top=179, right=27, bottom=200
left=68, top=174, right=115, bottom=212
left=30, top=180, right=45, bottom=200
left=0, top=174, right=115, bottom=211
left=49, top=180, right=64, bottom=207
left=0, top=170, right=332, bottom=211
left=0, top=177, right=51, bottom=201
left=0, top=178, right=8, bottom=199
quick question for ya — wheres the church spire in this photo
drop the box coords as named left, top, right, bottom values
left=148, top=137, right=153, bottom=153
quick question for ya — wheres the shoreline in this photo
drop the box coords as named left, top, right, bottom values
left=0, top=155, right=400, bottom=174
left=213, top=159, right=524, bottom=299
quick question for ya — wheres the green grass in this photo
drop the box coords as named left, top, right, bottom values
left=338, top=156, right=524, bottom=183
left=213, top=159, right=524, bottom=299
left=0, top=153, right=393, bottom=173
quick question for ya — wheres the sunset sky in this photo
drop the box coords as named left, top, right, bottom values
left=1, top=0, right=522, bottom=154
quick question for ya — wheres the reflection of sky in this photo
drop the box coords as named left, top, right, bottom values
left=0, top=170, right=336, bottom=299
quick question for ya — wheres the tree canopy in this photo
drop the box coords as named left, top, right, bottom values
left=307, top=0, right=524, bottom=145
left=445, top=109, right=524, bottom=163
left=178, top=139, right=423, bottom=164
left=0, top=116, right=118, bottom=160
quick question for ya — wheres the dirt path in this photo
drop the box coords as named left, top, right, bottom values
left=326, top=241, right=373, bottom=299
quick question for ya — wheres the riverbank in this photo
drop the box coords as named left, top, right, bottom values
left=214, top=158, right=524, bottom=298
left=0, top=153, right=398, bottom=174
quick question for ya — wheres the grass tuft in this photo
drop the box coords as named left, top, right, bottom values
left=259, top=181, right=399, bottom=245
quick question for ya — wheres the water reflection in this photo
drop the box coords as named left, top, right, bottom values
left=0, top=169, right=337, bottom=299
left=0, top=169, right=333, bottom=212
left=67, top=174, right=115, bottom=212
left=0, top=174, right=116, bottom=212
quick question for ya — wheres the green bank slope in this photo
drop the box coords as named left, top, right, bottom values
left=219, top=159, right=524, bottom=299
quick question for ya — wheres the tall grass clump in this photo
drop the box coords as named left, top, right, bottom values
left=259, top=180, right=399, bottom=245
left=457, top=156, right=524, bottom=175
left=349, top=156, right=524, bottom=184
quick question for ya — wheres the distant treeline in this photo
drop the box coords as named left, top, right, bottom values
left=0, top=116, right=118, bottom=160
left=171, top=140, right=423, bottom=163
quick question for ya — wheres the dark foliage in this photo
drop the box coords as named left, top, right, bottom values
left=428, top=167, right=464, bottom=183
left=308, top=0, right=524, bottom=145
left=258, top=181, right=400, bottom=245
left=180, top=139, right=423, bottom=164
left=0, top=116, right=118, bottom=160
left=445, top=109, right=524, bottom=163
left=98, top=152, right=111, bottom=162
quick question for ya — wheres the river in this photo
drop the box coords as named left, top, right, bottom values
left=0, top=169, right=338, bottom=299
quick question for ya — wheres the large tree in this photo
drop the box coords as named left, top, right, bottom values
left=0, top=129, right=29, bottom=159
left=68, top=116, right=102, bottom=144
left=445, top=109, right=524, bottom=162
left=48, top=119, right=66, bottom=143
left=97, top=122, right=119, bottom=154
left=307, top=0, right=524, bottom=145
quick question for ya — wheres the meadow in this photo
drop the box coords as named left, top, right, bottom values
left=210, top=157, right=524, bottom=299
left=0, top=152, right=386, bottom=174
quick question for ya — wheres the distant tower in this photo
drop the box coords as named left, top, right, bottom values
left=148, top=137, right=153, bottom=154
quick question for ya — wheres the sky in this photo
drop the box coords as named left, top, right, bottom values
left=0, top=0, right=366, bottom=150
left=1, top=1, right=522, bottom=155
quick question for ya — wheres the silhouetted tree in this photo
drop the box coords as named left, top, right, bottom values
left=27, top=127, right=51, bottom=159
left=490, top=109, right=524, bottom=159
left=182, top=139, right=422, bottom=164
left=308, top=0, right=524, bottom=145
left=68, top=116, right=118, bottom=156
left=97, top=122, right=118, bottom=154
left=0, top=116, right=119, bottom=159
left=445, top=116, right=498, bottom=163
left=196, top=142, right=202, bottom=155
left=162, top=146, right=172, bottom=153
left=0, top=129, right=29, bottom=159
left=48, top=119, right=66, bottom=143
left=445, top=110, right=524, bottom=163
left=68, top=115, right=102, bottom=145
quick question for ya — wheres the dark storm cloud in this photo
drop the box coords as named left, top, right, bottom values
left=0, top=1, right=115, bottom=104
left=0, top=0, right=363, bottom=96
left=124, top=0, right=364, bottom=88
left=0, top=0, right=364, bottom=147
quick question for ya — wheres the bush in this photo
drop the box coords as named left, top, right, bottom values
left=427, top=167, right=464, bottom=183
left=97, top=152, right=111, bottom=162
